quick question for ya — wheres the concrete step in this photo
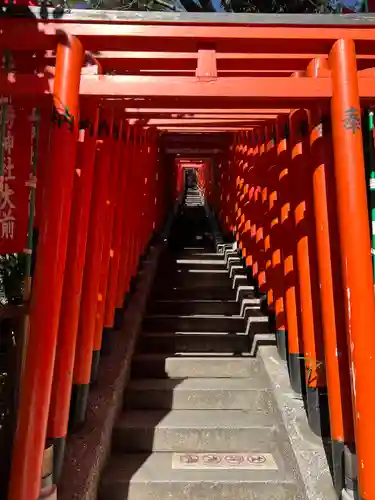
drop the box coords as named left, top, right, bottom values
left=147, top=300, right=241, bottom=316
left=125, top=377, right=273, bottom=411
left=138, top=332, right=250, bottom=354
left=112, top=409, right=277, bottom=453
left=131, top=354, right=262, bottom=379
left=151, top=287, right=237, bottom=301
left=159, top=262, right=227, bottom=269
left=229, top=265, right=246, bottom=278
left=171, top=258, right=226, bottom=266
left=153, top=273, right=233, bottom=288
left=245, top=316, right=271, bottom=335
left=158, top=265, right=228, bottom=273
left=142, top=315, right=245, bottom=333
left=174, top=251, right=226, bottom=261
left=99, top=451, right=303, bottom=500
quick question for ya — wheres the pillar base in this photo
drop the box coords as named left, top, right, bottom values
left=123, top=290, right=132, bottom=309
left=343, top=445, right=358, bottom=498
left=69, top=384, right=90, bottom=432
left=90, top=350, right=101, bottom=385
left=114, top=308, right=124, bottom=330
left=50, top=436, right=66, bottom=485
left=276, top=329, right=287, bottom=361
left=256, top=290, right=268, bottom=304
left=244, top=266, right=256, bottom=283
left=330, top=440, right=345, bottom=497
left=101, top=327, right=112, bottom=356
left=306, top=386, right=330, bottom=438
left=260, top=296, right=269, bottom=315
left=268, top=310, right=276, bottom=334
left=130, top=275, right=138, bottom=295
left=287, top=352, right=305, bottom=394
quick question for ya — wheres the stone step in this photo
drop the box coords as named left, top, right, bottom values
left=112, top=409, right=277, bottom=453
left=158, top=265, right=228, bottom=274
left=151, top=287, right=237, bottom=301
left=138, top=332, right=250, bottom=354
left=172, top=258, right=226, bottom=266
left=153, top=273, right=233, bottom=288
left=158, top=258, right=226, bottom=267
left=245, top=316, right=271, bottom=335
left=125, top=377, right=272, bottom=411
left=174, top=251, right=226, bottom=260
left=131, top=354, right=262, bottom=379
left=229, top=265, right=246, bottom=279
left=147, top=300, right=241, bottom=316
left=99, top=451, right=303, bottom=500
left=142, top=315, right=246, bottom=333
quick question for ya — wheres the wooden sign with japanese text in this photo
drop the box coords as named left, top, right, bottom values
left=0, top=102, right=32, bottom=254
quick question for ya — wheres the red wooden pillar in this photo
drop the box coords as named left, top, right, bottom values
left=263, top=124, right=278, bottom=312
left=239, top=136, right=249, bottom=254
left=306, top=57, right=355, bottom=495
left=289, top=107, right=328, bottom=436
left=224, top=141, right=234, bottom=235
left=329, top=38, right=375, bottom=500
left=258, top=130, right=269, bottom=295
left=234, top=134, right=244, bottom=250
left=8, top=35, right=83, bottom=500
left=277, top=116, right=305, bottom=393
left=233, top=133, right=243, bottom=243
left=224, top=151, right=231, bottom=236
left=230, top=138, right=240, bottom=236
left=217, top=157, right=225, bottom=231
left=141, top=129, right=154, bottom=253
left=104, top=126, right=130, bottom=332
left=143, top=128, right=155, bottom=250
left=270, top=120, right=287, bottom=360
left=123, top=126, right=143, bottom=302
left=240, top=132, right=253, bottom=267
left=47, top=105, right=99, bottom=482
left=129, top=128, right=145, bottom=283
left=236, top=133, right=248, bottom=260
left=152, top=140, right=162, bottom=236
left=115, top=127, right=136, bottom=320
left=253, top=128, right=262, bottom=269
left=148, top=130, right=159, bottom=238
left=70, top=108, right=114, bottom=430
left=252, top=129, right=266, bottom=290
left=242, top=132, right=256, bottom=268
left=220, top=151, right=229, bottom=234
left=91, top=118, right=123, bottom=380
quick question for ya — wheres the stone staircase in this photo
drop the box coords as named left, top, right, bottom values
left=98, top=188, right=306, bottom=500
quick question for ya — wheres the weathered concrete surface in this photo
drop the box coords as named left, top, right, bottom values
left=112, top=408, right=278, bottom=453
left=100, top=452, right=304, bottom=500
left=131, top=353, right=264, bottom=378
left=259, top=345, right=337, bottom=500
left=125, top=377, right=273, bottom=411
left=148, top=299, right=240, bottom=316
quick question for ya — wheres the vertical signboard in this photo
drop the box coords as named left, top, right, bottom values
left=0, top=102, right=32, bottom=254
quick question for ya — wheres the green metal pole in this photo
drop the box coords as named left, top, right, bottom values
left=368, top=111, right=375, bottom=282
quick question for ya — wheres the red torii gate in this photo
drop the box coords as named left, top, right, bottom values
left=1, top=9, right=375, bottom=500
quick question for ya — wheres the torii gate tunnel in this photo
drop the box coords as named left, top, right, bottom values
left=2, top=8, right=375, bottom=500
